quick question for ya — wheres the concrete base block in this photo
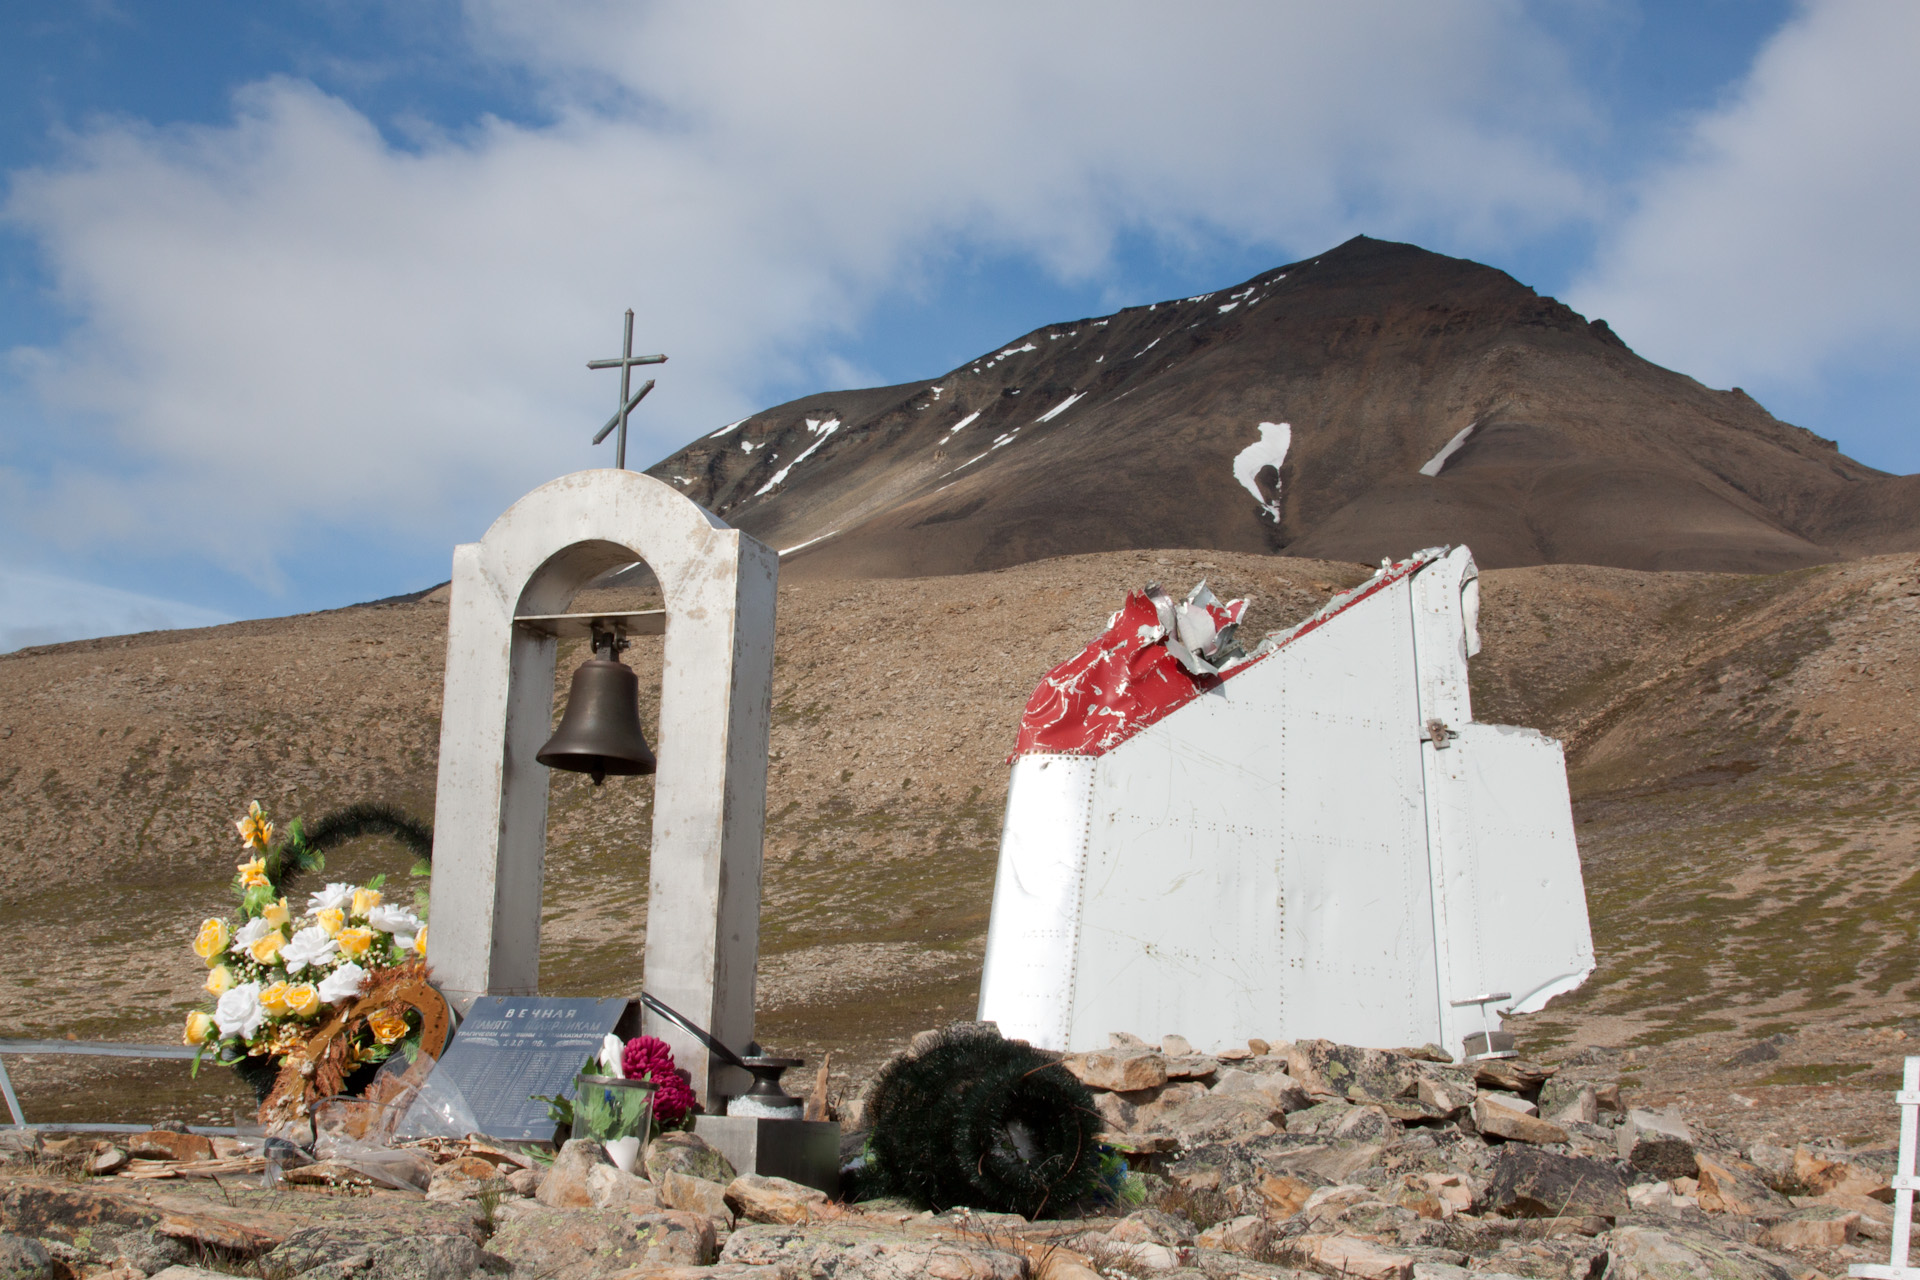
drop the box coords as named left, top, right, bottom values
left=693, top=1115, right=840, bottom=1197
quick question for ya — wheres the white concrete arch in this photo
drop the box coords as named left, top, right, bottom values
left=427, top=469, right=778, bottom=1104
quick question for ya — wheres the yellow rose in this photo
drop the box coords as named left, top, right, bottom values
left=205, top=965, right=234, bottom=997
left=237, top=857, right=271, bottom=889
left=259, top=981, right=291, bottom=1015
left=261, top=897, right=291, bottom=929
left=367, top=1008, right=409, bottom=1045
left=236, top=800, right=273, bottom=850
left=351, top=887, right=383, bottom=917
left=413, top=925, right=428, bottom=957
left=316, top=907, right=345, bottom=937
left=284, top=983, right=320, bottom=1017
left=247, top=929, right=287, bottom=964
left=183, top=1011, right=216, bottom=1046
left=336, top=926, right=376, bottom=958
left=192, top=917, right=230, bottom=962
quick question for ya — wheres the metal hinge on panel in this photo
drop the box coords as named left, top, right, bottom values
left=1423, top=719, right=1459, bottom=749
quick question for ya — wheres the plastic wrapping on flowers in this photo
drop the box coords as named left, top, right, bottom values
left=184, top=801, right=432, bottom=1098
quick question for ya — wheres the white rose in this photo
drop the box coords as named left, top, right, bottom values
left=366, top=904, right=422, bottom=936
left=306, top=882, right=357, bottom=914
left=598, top=1032, right=625, bottom=1078
left=214, top=981, right=266, bottom=1039
left=233, top=917, right=272, bottom=949
left=317, top=961, right=367, bottom=1004
left=280, top=925, right=339, bottom=974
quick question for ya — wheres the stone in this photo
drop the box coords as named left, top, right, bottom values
left=644, top=1131, right=739, bottom=1186
left=1473, top=1058, right=1555, bottom=1095
left=427, top=1153, right=511, bottom=1201
left=1248, top=1038, right=1272, bottom=1054
left=1695, top=1154, right=1791, bottom=1217
left=1092, top=1091, right=1136, bottom=1133
left=1760, top=1210, right=1860, bottom=1250
left=1284, top=1040, right=1422, bottom=1102
left=1270, top=1141, right=1387, bottom=1184
left=588, top=1162, right=665, bottom=1211
left=1285, top=1100, right=1357, bottom=1134
left=127, top=1131, right=216, bottom=1163
left=1288, top=1233, right=1416, bottom=1280
left=0, top=1235, right=51, bottom=1280
left=87, top=1146, right=130, bottom=1176
left=506, top=1166, right=543, bottom=1197
left=1627, top=1182, right=1696, bottom=1214
left=722, top=1222, right=1026, bottom=1278
left=1334, top=1105, right=1396, bottom=1143
left=1153, top=1093, right=1285, bottom=1145
left=1069, top=1050, right=1169, bottom=1092
left=1547, top=1086, right=1599, bottom=1126
left=1160, top=1034, right=1195, bottom=1055
left=1098, top=1240, right=1184, bottom=1271
left=1484, top=1147, right=1629, bottom=1221
left=1416, top=1077, right=1474, bottom=1115
left=1593, top=1082, right=1623, bottom=1113
left=1793, top=1146, right=1892, bottom=1200
left=1106, top=1208, right=1195, bottom=1245
left=1478, top=1091, right=1539, bottom=1116
left=490, top=1203, right=715, bottom=1279
left=538, top=1138, right=611, bottom=1209
left=263, top=1224, right=484, bottom=1280
left=1163, top=1055, right=1221, bottom=1080
left=1212, top=1068, right=1310, bottom=1111
left=1256, top=1173, right=1315, bottom=1218
left=1197, top=1215, right=1270, bottom=1255
left=1618, top=1109, right=1697, bottom=1179
left=1414, top=1266, right=1533, bottom=1280
left=1474, top=1097, right=1570, bottom=1144
left=1110, top=1031, right=1152, bottom=1049
left=658, top=1171, right=733, bottom=1223
left=725, top=1173, right=829, bottom=1225
left=1747, top=1143, right=1795, bottom=1186
left=1607, top=1226, right=1796, bottom=1280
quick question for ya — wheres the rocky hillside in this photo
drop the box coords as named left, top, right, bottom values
left=2, top=549, right=1918, bottom=1133
left=647, top=236, right=1920, bottom=579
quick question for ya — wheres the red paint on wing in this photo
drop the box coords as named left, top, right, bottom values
left=1010, top=557, right=1429, bottom=760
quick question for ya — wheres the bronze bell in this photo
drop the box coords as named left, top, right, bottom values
left=537, top=628, right=656, bottom=785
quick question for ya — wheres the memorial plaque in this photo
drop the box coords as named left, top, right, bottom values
left=425, top=996, right=626, bottom=1141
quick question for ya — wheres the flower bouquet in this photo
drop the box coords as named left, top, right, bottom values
left=185, top=801, right=431, bottom=1102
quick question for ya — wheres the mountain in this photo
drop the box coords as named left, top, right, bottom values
left=649, top=236, right=1919, bottom=577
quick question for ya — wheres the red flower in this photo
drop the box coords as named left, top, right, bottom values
left=621, top=1035, right=696, bottom=1124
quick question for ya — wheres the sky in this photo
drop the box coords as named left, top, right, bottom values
left=2, top=0, right=1916, bottom=652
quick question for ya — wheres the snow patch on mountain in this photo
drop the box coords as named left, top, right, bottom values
left=1233, top=421, right=1292, bottom=521
left=755, top=417, right=841, bottom=495
left=1420, top=421, right=1478, bottom=476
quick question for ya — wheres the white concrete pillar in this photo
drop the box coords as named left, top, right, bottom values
left=427, top=470, right=777, bottom=1105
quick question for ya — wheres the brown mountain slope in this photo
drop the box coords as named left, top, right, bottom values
left=650, top=236, right=1915, bottom=576
left=2, top=550, right=1918, bottom=1130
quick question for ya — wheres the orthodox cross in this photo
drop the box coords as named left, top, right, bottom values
left=588, top=309, right=667, bottom=469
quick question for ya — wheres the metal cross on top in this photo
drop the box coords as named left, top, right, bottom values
left=588, top=309, right=667, bottom=470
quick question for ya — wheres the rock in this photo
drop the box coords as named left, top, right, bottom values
left=1760, top=1209, right=1860, bottom=1250
left=1484, top=1147, right=1629, bottom=1221
left=1287, top=1233, right=1416, bottom=1280
left=1212, top=1068, right=1310, bottom=1111
left=1092, top=1091, right=1136, bottom=1133
left=263, top=1224, right=484, bottom=1280
left=1198, top=1214, right=1270, bottom=1255
left=427, top=1153, right=511, bottom=1201
left=1160, top=1034, right=1195, bottom=1055
left=1414, top=1265, right=1533, bottom=1280
left=1110, top=1031, right=1152, bottom=1049
left=1099, top=1240, right=1184, bottom=1271
left=1107, top=1208, right=1195, bottom=1245
left=1257, top=1173, right=1315, bottom=1218
left=1163, top=1055, right=1221, bottom=1080
left=1695, top=1154, right=1791, bottom=1217
left=1416, top=1077, right=1474, bottom=1115
left=644, top=1131, right=739, bottom=1186
left=1474, top=1097, right=1570, bottom=1144
left=147, top=1270, right=235, bottom=1280
left=506, top=1166, right=543, bottom=1197
left=1607, top=1226, right=1797, bottom=1280
left=588, top=1162, right=665, bottom=1211
left=725, top=1173, right=829, bottom=1225
left=1793, top=1146, right=1892, bottom=1200
left=1129, top=1080, right=1207, bottom=1115
left=658, top=1171, right=733, bottom=1223
left=1478, top=1091, right=1539, bottom=1116
left=491, top=1203, right=714, bottom=1278
left=1548, top=1086, right=1599, bottom=1126
left=1618, top=1109, right=1698, bottom=1179
left=1068, top=1050, right=1169, bottom=1092
left=1473, top=1058, right=1555, bottom=1095
left=722, top=1222, right=1026, bottom=1278
left=1627, top=1182, right=1697, bottom=1214
left=1248, top=1038, right=1272, bottom=1054
left=87, top=1146, right=130, bottom=1176
left=0, top=1235, right=51, bottom=1280
left=1270, top=1141, right=1387, bottom=1184
left=1154, top=1093, right=1285, bottom=1145
left=127, top=1131, right=216, bottom=1163
left=1747, top=1143, right=1795, bottom=1186
left=1284, top=1040, right=1422, bottom=1102
left=538, top=1138, right=611, bottom=1209
left=1593, top=1082, right=1623, bottom=1113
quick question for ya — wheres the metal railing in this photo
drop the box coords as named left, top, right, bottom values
left=0, top=1039, right=236, bottom=1134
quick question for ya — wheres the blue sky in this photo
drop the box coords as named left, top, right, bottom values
left=2, top=1, right=1915, bottom=650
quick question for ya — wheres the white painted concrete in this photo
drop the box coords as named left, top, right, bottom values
left=427, top=469, right=777, bottom=1105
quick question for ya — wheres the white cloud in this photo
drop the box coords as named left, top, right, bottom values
left=2, top=1, right=1598, bottom=587
left=1572, top=0, right=1920, bottom=391
left=0, top=565, right=234, bottom=653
